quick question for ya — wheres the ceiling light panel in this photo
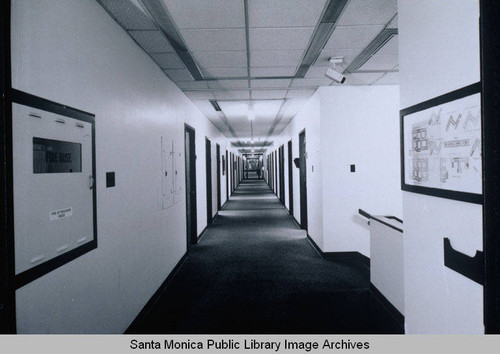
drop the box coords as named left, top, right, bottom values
left=253, top=100, right=284, bottom=119
left=150, top=53, right=185, bottom=69
left=337, top=0, right=397, bottom=26
left=323, top=25, right=385, bottom=50
left=251, top=90, right=288, bottom=100
left=203, top=67, right=248, bottom=78
left=180, top=28, right=246, bottom=52
left=192, top=51, right=247, bottom=68
left=250, top=67, right=297, bottom=77
left=248, top=0, right=328, bottom=28
left=250, top=79, right=292, bottom=88
left=98, top=0, right=156, bottom=30
left=207, top=80, right=250, bottom=89
left=128, top=30, right=175, bottom=53
left=250, top=50, right=305, bottom=68
left=249, top=28, right=315, bottom=51
left=162, top=0, right=245, bottom=29
left=218, top=101, right=251, bottom=118
left=358, top=54, right=398, bottom=71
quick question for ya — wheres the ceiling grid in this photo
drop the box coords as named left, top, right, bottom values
left=97, top=0, right=399, bottom=153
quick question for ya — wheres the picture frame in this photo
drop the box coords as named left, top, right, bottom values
left=400, top=82, right=482, bottom=204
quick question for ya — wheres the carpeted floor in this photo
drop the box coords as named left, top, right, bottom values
left=129, top=179, right=403, bottom=334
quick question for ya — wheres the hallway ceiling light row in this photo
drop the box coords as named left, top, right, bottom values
left=97, top=0, right=398, bottom=150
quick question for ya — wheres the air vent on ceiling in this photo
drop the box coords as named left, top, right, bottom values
left=345, top=28, right=398, bottom=73
left=209, top=99, right=222, bottom=112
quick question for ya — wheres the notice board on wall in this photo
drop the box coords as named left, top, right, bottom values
left=400, top=83, right=482, bottom=204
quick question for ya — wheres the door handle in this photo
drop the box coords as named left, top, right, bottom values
left=89, top=175, right=94, bottom=189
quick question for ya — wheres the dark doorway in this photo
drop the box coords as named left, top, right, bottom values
left=230, top=153, right=233, bottom=194
left=184, top=124, right=197, bottom=246
left=205, top=138, right=212, bottom=225
left=274, top=151, right=278, bottom=195
left=279, top=145, right=285, bottom=205
left=216, top=144, right=221, bottom=211
left=288, top=140, right=294, bottom=216
left=299, top=130, right=308, bottom=231
left=225, top=150, right=228, bottom=201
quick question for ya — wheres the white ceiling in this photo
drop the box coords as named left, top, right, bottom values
left=98, top=0, right=399, bottom=152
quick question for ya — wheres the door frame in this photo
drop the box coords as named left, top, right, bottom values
left=279, top=145, right=285, bottom=205
left=205, top=138, right=212, bottom=225
left=287, top=140, right=294, bottom=216
left=481, top=0, right=500, bottom=334
left=184, top=124, right=197, bottom=247
left=299, top=129, right=308, bottom=231
left=216, top=144, right=221, bottom=211
left=1, top=0, right=16, bottom=333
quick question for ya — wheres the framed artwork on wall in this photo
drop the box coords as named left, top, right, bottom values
left=400, top=82, right=482, bottom=204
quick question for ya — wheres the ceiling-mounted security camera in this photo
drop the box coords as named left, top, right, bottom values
left=325, top=57, right=346, bottom=84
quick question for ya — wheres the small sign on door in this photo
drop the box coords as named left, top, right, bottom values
left=49, top=207, right=73, bottom=221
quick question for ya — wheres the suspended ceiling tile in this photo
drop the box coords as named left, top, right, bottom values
left=323, top=25, right=384, bottom=50
left=372, top=72, right=399, bottom=85
left=337, top=0, right=397, bottom=26
left=218, top=101, right=250, bottom=117
left=207, top=80, right=249, bottom=89
left=176, top=81, right=209, bottom=89
left=128, top=30, right=175, bottom=53
left=203, top=67, right=248, bottom=78
left=344, top=72, right=385, bottom=85
left=248, top=0, right=327, bottom=28
left=251, top=67, right=297, bottom=77
left=358, top=54, right=399, bottom=71
left=286, top=89, right=316, bottom=98
left=290, top=78, right=332, bottom=87
left=180, top=28, right=246, bottom=52
left=99, top=0, right=156, bottom=30
left=374, top=35, right=398, bottom=55
left=251, top=90, right=287, bottom=100
left=164, top=69, right=194, bottom=81
left=150, top=53, right=185, bottom=69
left=304, top=66, right=331, bottom=79
left=184, top=91, right=215, bottom=100
left=163, top=0, right=245, bottom=29
left=249, top=27, right=315, bottom=51
left=250, top=50, right=304, bottom=68
left=387, top=14, right=398, bottom=28
left=250, top=79, right=292, bottom=88
left=192, top=51, right=247, bottom=68
left=213, top=90, right=251, bottom=100
left=315, top=48, right=362, bottom=67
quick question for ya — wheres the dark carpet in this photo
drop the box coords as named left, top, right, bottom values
left=130, top=179, right=403, bottom=334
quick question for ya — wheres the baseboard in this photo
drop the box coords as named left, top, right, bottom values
left=124, top=252, right=188, bottom=334
left=197, top=226, right=208, bottom=242
left=370, top=283, right=405, bottom=332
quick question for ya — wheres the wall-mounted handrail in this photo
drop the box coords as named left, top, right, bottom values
left=443, top=237, right=484, bottom=285
left=358, top=209, right=403, bottom=233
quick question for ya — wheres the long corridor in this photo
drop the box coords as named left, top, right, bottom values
left=130, top=180, right=403, bottom=334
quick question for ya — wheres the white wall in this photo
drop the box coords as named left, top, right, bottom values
left=11, top=0, right=228, bottom=333
left=399, top=0, right=483, bottom=334
left=279, top=92, right=324, bottom=248
left=319, top=86, right=401, bottom=256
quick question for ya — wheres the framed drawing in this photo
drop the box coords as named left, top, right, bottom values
left=400, top=82, right=482, bottom=204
